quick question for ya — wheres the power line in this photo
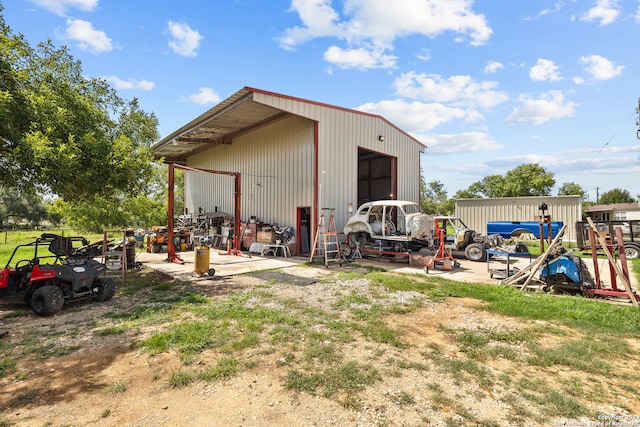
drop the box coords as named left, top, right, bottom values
left=572, top=133, right=615, bottom=181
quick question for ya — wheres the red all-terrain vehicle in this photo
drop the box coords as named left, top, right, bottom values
left=0, top=233, right=115, bottom=316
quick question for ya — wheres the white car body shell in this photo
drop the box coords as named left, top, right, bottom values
left=343, top=200, right=434, bottom=242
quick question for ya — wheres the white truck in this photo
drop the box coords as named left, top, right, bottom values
left=342, top=200, right=504, bottom=261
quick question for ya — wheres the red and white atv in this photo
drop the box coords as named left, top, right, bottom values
left=0, top=234, right=115, bottom=316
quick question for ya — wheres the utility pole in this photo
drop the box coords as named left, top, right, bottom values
left=596, top=187, right=600, bottom=204
left=636, top=97, right=640, bottom=140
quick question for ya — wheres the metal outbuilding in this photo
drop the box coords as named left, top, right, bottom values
left=152, top=87, right=427, bottom=256
left=455, top=195, right=583, bottom=242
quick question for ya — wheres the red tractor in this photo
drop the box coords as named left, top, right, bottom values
left=0, top=234, right=115, bottom=316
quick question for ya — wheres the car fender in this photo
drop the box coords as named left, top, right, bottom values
left=343, top=221, right=372, bottom=236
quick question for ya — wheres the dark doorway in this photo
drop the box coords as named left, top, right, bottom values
left=297, top=207, right=311, bottom=255
left=357, top=148, right=396, bottom=206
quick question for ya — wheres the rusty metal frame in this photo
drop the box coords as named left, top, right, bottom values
left=166, top=163, right=242, bottom=264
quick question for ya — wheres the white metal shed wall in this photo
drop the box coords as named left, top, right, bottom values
left=455, top=196, right=582, bottom=241
left=253, top=92, right=425, bottom=231
left=185, top=115, right=314, bottom=228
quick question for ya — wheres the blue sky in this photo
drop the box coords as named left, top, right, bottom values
left=4, top=0, right=640, bottom=204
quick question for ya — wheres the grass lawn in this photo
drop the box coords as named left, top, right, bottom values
left=0, top=229, right=121, bottom=267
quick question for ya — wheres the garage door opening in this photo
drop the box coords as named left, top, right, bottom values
left=357, top=148, right=396, bottom=206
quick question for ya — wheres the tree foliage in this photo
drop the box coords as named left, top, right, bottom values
left=558, top=182, right=586, bottom=198
left=460, top=164, right=555, bottom=198
left=0, top=8, right=158, bottom=202
left=0, top=187, right=52, bottom=228
left=421, top=180, right=454, bottom=214
left=49, top=163, right=171, bottom=232
left=598, top=188, right=636, bottom=205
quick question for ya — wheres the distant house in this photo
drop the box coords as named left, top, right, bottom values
left=583, top=202, right=640, bottom=222
left=151, top=87, right=427, bottom=255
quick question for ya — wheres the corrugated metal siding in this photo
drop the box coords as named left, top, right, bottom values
left=254, top=93, right=422, bottom=230
left=455, top=196, right=583, bottom=241
left=184, top=92, right=424, bottom=233
left=185, top=115, right=314, bottom=228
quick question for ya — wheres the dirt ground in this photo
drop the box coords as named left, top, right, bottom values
left=1, top=256, right=639, bottom=427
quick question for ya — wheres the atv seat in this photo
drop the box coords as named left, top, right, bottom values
left=48, top=236, right=75, bottom=259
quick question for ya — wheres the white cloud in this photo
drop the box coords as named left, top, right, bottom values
left=523, top=2, right=566, bottom=21
left=529, top=59, right=562, bottom=82
left=579, top=54, right=624, bottom=80
left=340, top=0, right=492, bottom=45
left=187, top=87, right=221, bottom=105
left=279, top=0, right=344, bottom=49
left=323, top=44, right=397, bottom=70
left=167, top=21, right=203, bottom=57
left=483, top=60, right=503, bottom=74
left=27, top=0, right=97, bottom=16
left=393, top=72, right=508, bottom=109
left=506, top=90, right=577, bottom=124
left=580, top=0, right=620, bottom=26
left=487, top=151, right=639, bottom=174
left=418, top=132, right=503, bottom=155
left=539, top=2, right=564, bottom=17
left=101, top=76, right=155, bottom=91
left=565, top=144, right=640, bottom=155
left=416, top=48, right=431, bottom=61
left=279, top=0, right=492, bottom=70
left=63, top=19, right=112, bottom=53
left=356, top=99, right=471, bottom=133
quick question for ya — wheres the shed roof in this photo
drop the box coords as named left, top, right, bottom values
left=584, top=202, right=640, bottom=212
left=151, top=86, right=425, bottom=162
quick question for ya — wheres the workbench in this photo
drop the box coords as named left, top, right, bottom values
left=486, top=249, right=532, bottom=279
left=261, top=244, right=291, bottom=258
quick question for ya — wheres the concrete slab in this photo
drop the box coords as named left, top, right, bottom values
left=135, top=250, right=299, bottom=282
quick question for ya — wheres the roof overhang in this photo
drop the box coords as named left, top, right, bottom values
left=152, top=87, right=288, bottom=163
left=152, top=86, right=427, bottom=163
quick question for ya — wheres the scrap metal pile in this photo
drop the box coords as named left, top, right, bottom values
left=501, top=221, right=639, bottom=305
left=144, top=212, right=295, bottom=256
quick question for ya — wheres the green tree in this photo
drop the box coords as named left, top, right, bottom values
left=0, top=8, right=157, bottom=202
left=558, top=182, right=586, bottom=198
left=419, top=169, right=427, bottom=210
left=598, top=188, right=636, bottom=205
left=453, top=183, right=483, bottom=199
left=422, top=180, right=454, bottom=214
left=475, top=174, right=506, bottom=198
left=501, top=164, right=555, bottom=197
left=49, top=163, right=169, bottom=232
left=0, top=187, right=50, bottom=228
left=462, top=163, right=555, bottom=198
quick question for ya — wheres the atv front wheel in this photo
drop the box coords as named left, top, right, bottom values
left=92, top=277, right=116, bottom=302
left=31, top=285, right=64, bottom=316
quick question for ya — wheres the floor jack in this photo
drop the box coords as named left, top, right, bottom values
left=424, top=229, right=460, bottom=273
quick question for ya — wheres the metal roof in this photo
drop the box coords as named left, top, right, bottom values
left=584, top=202, right=640, bottom=212
left=152, top=86, right=427, bottom=163
left=151, top=87, right=288, bottom=162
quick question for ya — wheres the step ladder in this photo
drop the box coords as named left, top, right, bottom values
left=310, top=208, right=343, bottom=268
